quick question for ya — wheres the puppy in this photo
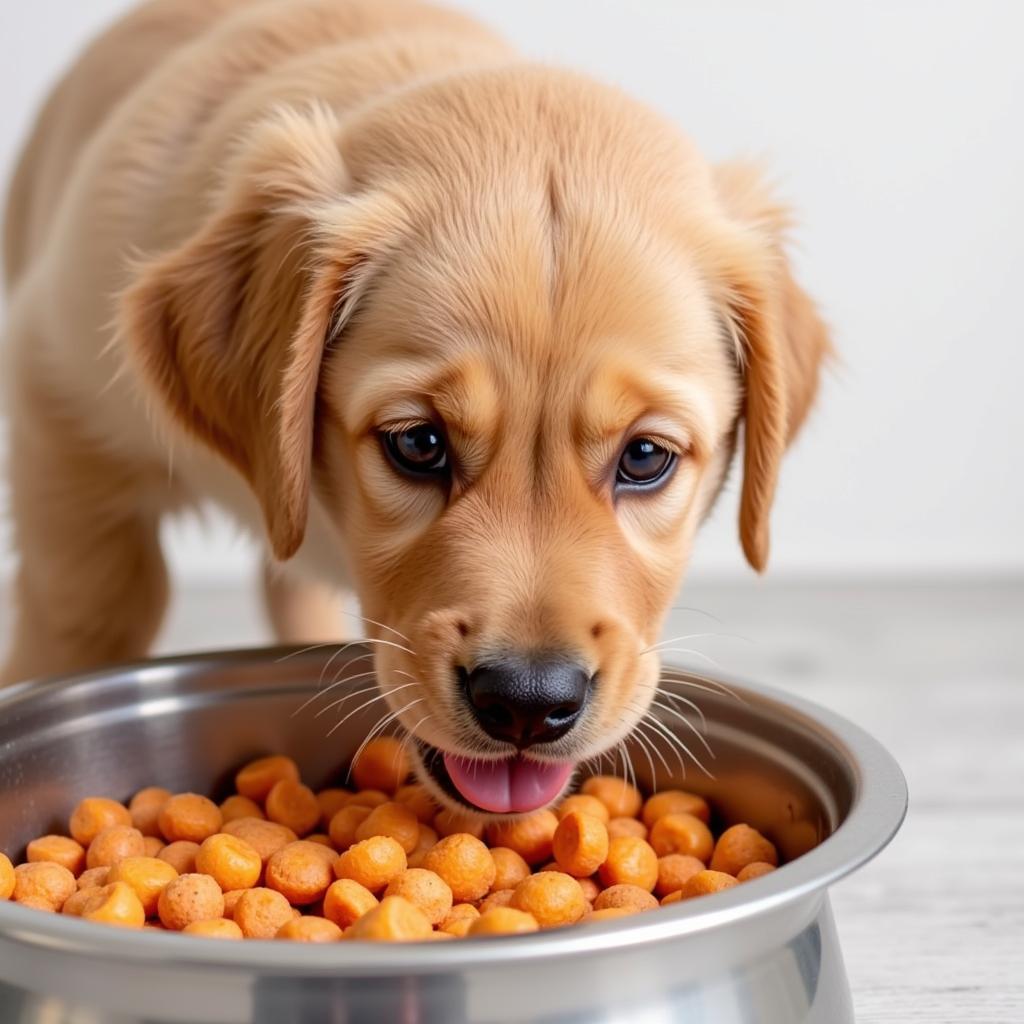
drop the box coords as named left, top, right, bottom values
left=1, top=0, right=828, bottom=814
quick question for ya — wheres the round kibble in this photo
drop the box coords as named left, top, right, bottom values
left=349, top=895, right=432, bottom=941
left=196, top=834, right=262, bottom=892
left=424, top=834, right=495, bottom=902
left=478, top=889, right=516, bottom=913
left=79, top=881, right=146, bottom=928
left=221, top=818, right=297, bottom=865
left=607, top=817, right=648, bottom=841
left=406, top=824, right=438, bottom=869
left=27, top=835, right=85, bottom=876
left=433, top=808, right=485, bottom=839
left=593, top=884, right=658, bottom=914
left=487, top=811, right=558, bottom=866
left=0, top=853, right=15, bottom=900
left=183, top=918, right=243, bottom=939
left=351, top=737, right=410, bottom=793
left=510, top=871, right=586, bottom=929
left=552, top=811, right=609, bottom=878
left=143, top=837, right=165, bottom=858
left=158, top=794, right=223, bottom=844
left=69, top=798, right=132, bottom=847
left=77, top=866, right=110, bottom=890
left=440, top=903, right=480, bottom=932
left=394, top=783, right=437, bottom=823
left=276, top=916, right=344, bottom=942
left=347, top=789, right=390, bottom=810
left=354, top=802, right=420, bottom=854
left=323, top=878, right=378, bottom=928
left=676, top=870, right=739, bottom=899
left=233, top=887, right=294, bottom=939
left=656, top=854, right=706, bottom=897
left=598, top=836, right=658, bottom=892
left=384, top=868, right=452, bottom=925
left=86, top=826, right=145, bottom=870
left=158, top=873, right=225, bottom=930
left=13, top=862, right=76, bottom=912
left=584, top=907, right=631, bottom=923
left=334, top=836, right=407, bottom=893
left=649, top=813, right=714, bottom=862
left=557, top=794, right=610, bottom=824
left=107, top=856, right=178, bottom=916
left=642, top=790, right=710, bottom=828
left=129, top=787, right=172, bottom=837
left=709, top=824, right=778, bottom=876
left=235, top=756, right=300, bottom=802
left=265, top=779, right=321, bottom=837
left=581, top=776, right=642, bottom=819
left=737, top=861, right=777, bottom=882
left=469, top=907, right=539, bottom=935
left=442, top=916, right=475, bottom=937
left=265, top=841, right=334, bottom=904
left=578, top=877, right=600, bottom=902
left=316, top=789, right=351, bottom=828
left=328, top=805, right=372, bottom=851
left=220, top=795, right=264, bottom=824
left=158, top=841, right=200, bottom=875
left=489, top=847, right=530, bottom=892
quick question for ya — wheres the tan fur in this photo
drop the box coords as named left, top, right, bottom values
left=1, top=0, right=827, bottom=798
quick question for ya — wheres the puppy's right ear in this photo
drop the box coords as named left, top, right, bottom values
left=119, top=105, right=406, bottom=560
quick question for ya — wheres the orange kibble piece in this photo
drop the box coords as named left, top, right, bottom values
left=578, top=877, right=600, bottom=902
left=394, top=784, right=438, bottom=823
left=433, top=808, right=485, bottom=839
left=157, top=873, right=225, bottom=930
left=489, top=847, right=531, bottom=892
left=13, top=862, right=76, bottom=912
left=557, top=794, right=610, bottom=824
left=384, top=868, right=452, bottom=925
left=510, top=871, right=586, bottom=929
left=598, top=836, right=658, bottom=892
left=69, top=798, right=132, bottom=847
left=305, top=833, right=335, bottom=850
left=235, top=755, right=300, bottom=802
left=264, top=779, right=321, bottom=837
left=709, top=824, right=778, bottom=876
left=129, top=787, right=172, bottom=838
left=593, top=884, right=658, bottom=914
left=348, top=895, right=432, bottom=941
left=581, top=777, right=642, bottom=819
left=487, top=810, right=558, bottom=865
left=221, top=817, right=297, bottom=865
left=158, top=841, right=200, bottom=875
left=316, top=789, right=351, bottom=828
left=323, top=878, right=379, bottom=928
left=423, top=834, right=496, bottom=902
left=354, top=802, right=420, bottom=854
left=182, top=918, right=243, bottom=939
left=0, top=854, right=15, bottom=900
left=334, top=836, right=407, bottom=893
left=469, top=907, right=539, bottom=936
left=553, top=811, right=609, bottom=878
left=77, top=866, right=110, bottom=890
left=143, top=837, right=165, bottom=858
left=584, top=907, right=631, bottom=923
left=266, top=841, right=334, bottom=905
left=221, top=889, right=247, bottom=919
left=347, top=789, right=390, bottom=810
left=276, top=916, right=344, bottom=942
left=642, top=790, right=710, bottom=828
left=478, top=889, right=515, bottom=913
left=655, top=854, right=706, bottom=897
left=328, top=806, right=372, bottom=851
left=158, top=794, right=223, bottom=844
left=649, top=813, right=714, bottom=863
left=107, top=856, right=178, bottom=916
left=351, top=737, right=410, bottom=793
left=86, top=826, right=145, bottom=870
left=607, top=817, right=648, bottom=841
left=737, top=861, right=777, bottom=882
left=196, top=834, right=262, bottom=892
left=61, top=887, right=101, bottom=916
left=440, top=903, right=480, bottom=932
left=676, top=870, right=739, bottom=899
left=406, top=824, right=439, bottom=869
left=220, top=795, right=264, bottom=824
left=232, top=887, right=294, bottom=939
left=26, top=835, right=86, bottom=876
left=79, top=881, right=146, bottom=928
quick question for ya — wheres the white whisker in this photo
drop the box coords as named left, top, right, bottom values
left=650, top=699, right=716, bottom=759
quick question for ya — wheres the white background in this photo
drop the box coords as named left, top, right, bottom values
left=2, top=0, right=1022, bottom=584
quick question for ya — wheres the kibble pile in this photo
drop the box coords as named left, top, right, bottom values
left=0, top=738, right=781, bottom=940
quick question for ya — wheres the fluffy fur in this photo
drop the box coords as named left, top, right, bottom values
left=1, top=0, right=828, bottom=804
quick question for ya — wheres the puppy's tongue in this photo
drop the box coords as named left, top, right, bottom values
left=443, top=754, right=574, bottom=814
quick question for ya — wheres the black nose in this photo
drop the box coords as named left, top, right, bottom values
left=464, top=657, right=591, bottom=748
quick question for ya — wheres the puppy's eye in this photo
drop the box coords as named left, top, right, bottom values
left=616, top=437, right=675, bottom=488
left=382, top=424, right=448, bottom=477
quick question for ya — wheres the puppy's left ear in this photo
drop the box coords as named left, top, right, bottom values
left=119, top=106, right=406, bottom=560
left=710, top=162, right=832, bottom=572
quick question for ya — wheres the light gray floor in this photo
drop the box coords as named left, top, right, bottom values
left=3, top=577, right=1022, bottom=1021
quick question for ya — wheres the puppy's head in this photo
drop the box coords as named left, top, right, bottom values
left=121, top=70, right=828, bottom=815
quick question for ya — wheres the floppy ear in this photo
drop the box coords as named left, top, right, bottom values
left=711, top=162, right=832, bottom=572
left=119, top=106, right=404, bottom=560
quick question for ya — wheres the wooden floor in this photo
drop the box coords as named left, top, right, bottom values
left=3, top=577, right=1022, bottom=1020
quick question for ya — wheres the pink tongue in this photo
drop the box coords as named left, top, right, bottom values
left=443, top=754, right=575, bottom=814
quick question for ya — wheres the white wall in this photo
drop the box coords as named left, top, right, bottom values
left=2, top=0, right=1022, bottom=583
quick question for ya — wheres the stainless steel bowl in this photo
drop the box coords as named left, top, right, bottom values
left=0, top=646, right=906, bottom=1024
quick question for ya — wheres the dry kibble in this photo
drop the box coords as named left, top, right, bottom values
left=323, top=878, right=378, bottom=928
left=478, top=889, right=516, bottom=913
left=13, top=862, right=76, bottom=912
left=77, top=866, right=110, bottom=890
left=443, top=917, right=475, bottom=937
left=510, top=871, right=586, bottom=929
left=107, top=856, right=178, bottom=916
left=642, top=790, right=711, bottom=828
left=552, top=811, right=609, bottom=878
left=487, top=811, right=558, bottom=865
left=557, top=794, right=610, bottom=824
left=440, top=903, right=480, bottom=932
left=593, top=884, right=659, bottom=914
left=316, top=789, right=351, bottom=828
left=183, top=918, right=243, bottom=939
left=158, top=873, right=225, bottom=930
left=235, top=756, right=300, bottom=802
left=349, top=895, right=432, bottom=941
left=0, top=853, right=15, bottom=900
left=129, top=787, right=172, bottom=837
left=328, top=806, right=372, bottom=851
left=469, top=907, right=539, bottom=935
left=221, top=889, right=246, bottom=919
left=384, top=868, right=452, bottom=925
left=334, top=836, right=407, bottom=893
left=158, top=794, right=223, bottom=844
left=607, top=817, right=648, bottom=841
left=489, top=847, right=531, bottom=892
left=351, top=737, right=410, bottom=793
left=220, top=795, right=264, bottom=824
left=305, top=834, right=335, bottom=851
left=406, top=824, right=439, bottom=869
left=676, top=870, right=739, bottom=899
left=433, top=808, right=485, bottom=839
left=276, top=916, right=344, bottom=942
left=196, top=834, right=262, bottom=892
left=222, top=818, right=297, bottom=865
left=69, top=798, right=131, bottom=847
left=265, top=841, right=334, bottom=904
left=79, top=881, right=146, bottom=928
left=347, top=789, right=390, bottom=810
left=656, top=854, right=706, bottom=898
left=584, top=907, right=631, bottom=923
left=26, top=835, right=86, bottom=876
left=581, top=777, right=643, bottom=819
left=143, top=837, right=165, bottom=858
left=158, top=841, right=200, bottom=875
left=598, top=836, right=659, bottom=892
left=86, top=826, right=145, bottom=870
left=578, top=877, right=600, bottom=902
left=423, top=835, right=495, bottom=902
left=737, top=861, right=777, bottom=883
left=649, top=813, right=714, bottom=863
left=709, top=825, right=778, bottom=876
left=265, top=779, right=321, bottom=837
left=233, top=887, right=294, bottom=939
left=354, top=802, right=420, bottom=854
left=394, top=784, right=437, bottom=823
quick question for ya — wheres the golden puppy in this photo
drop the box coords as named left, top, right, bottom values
left=1, top=0, right=828, bottom=813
